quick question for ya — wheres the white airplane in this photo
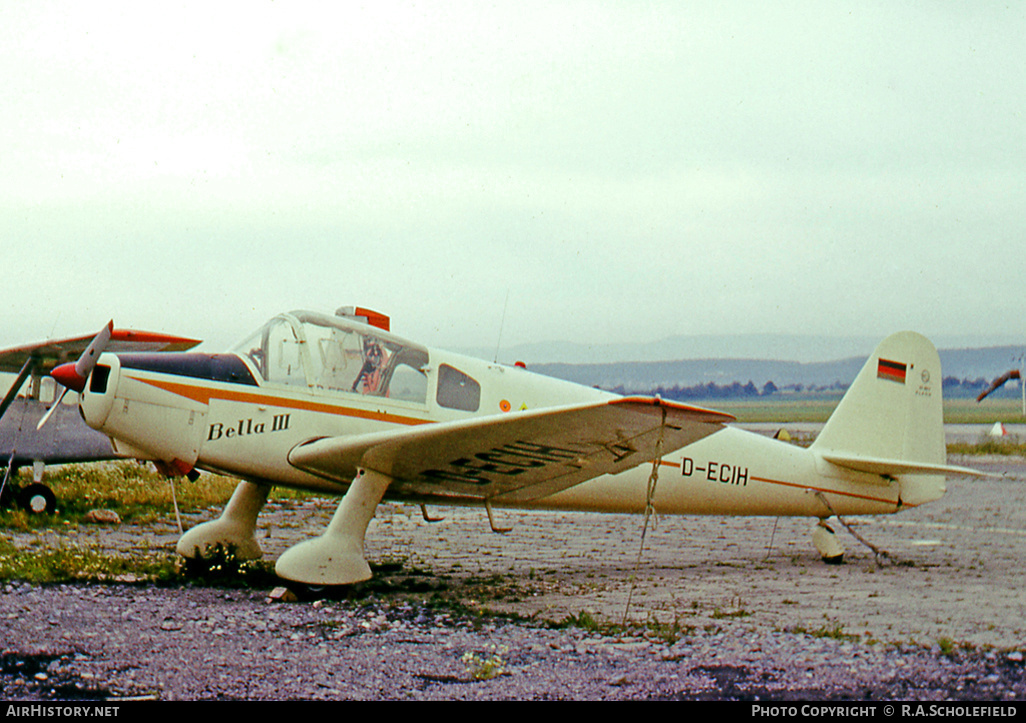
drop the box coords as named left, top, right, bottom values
left=47, top=306, right=981, bottom=586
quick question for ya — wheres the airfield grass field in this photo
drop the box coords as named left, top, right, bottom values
left=711, top=394, right=1025, bottom=425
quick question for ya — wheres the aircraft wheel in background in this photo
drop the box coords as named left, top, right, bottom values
left=17, top=483, right=57, bottom=515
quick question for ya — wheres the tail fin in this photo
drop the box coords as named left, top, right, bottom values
left=811, top=331, right=982, bottom=506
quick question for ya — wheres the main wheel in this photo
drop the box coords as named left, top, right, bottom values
left=18, top=483, right=57, bottom=515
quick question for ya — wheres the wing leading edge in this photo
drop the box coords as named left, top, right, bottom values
left=287, top=397, right=734, bottom=503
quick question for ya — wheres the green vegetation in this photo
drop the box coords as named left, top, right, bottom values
left=0, top=461, right=318, bottom=585
left=550, top=609, right=694, bottom=645
left=0, top=531, right=284, bottom=586
left=691, top=396, right=843, bottom=424
left=702, top=395, right=1025, bottom=425
left=0, top=537, right=178, bottom=584
left=942, top=398, right=1024, bottom=425
left=0, top=461, right=318, bottom=530
left=937, top=636, right=957, bottom=656
left=0, top=462, right=237, bottom=528
left=461, top=644, right=509, bottom=681
left=948, top=439, right=1026, bottom=457
left=559, top=609, right=603, bottom=631
left=786, top=622, right=862, bottom=643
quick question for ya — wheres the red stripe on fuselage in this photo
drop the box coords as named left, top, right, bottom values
left=750, top=474, right=896, bottom=506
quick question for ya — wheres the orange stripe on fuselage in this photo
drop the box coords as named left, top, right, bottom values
left=130, top=375, right=432, bottom=427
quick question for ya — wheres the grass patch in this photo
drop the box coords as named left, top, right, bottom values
left=1, top=462, right=237, bottom=524
left=947, top=440, right=1026, bottom=457
left=0, top=541, right=178, bottom=584
left=691, top=395, right=1026, bottom=425
left=943, top=398, right=1024, bottom=425
left=0, top=538, right=281, bottom=587
left=175, top=544, right=280, bottom=588
left=0, top=461, right=319, bottom=529
left=786, top=622, right=862, bottom=643
left=462, top=644, right=509, bottom=681
left=0, top=462, right=304, bottom=587
left=549, top=609, right=693, bottom=644
left=711, top=607, right=752, bottom=619
left=937, top=636, right=957, bottom=656
left=703, top=397, right=842, bottom=424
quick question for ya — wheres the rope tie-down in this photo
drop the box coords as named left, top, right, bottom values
left=622, top=405, right=667, bottom=626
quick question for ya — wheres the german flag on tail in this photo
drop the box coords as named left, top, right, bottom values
left=877, top=358, right=907, bottom=384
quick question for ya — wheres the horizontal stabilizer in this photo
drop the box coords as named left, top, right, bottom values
left=819, top=451, right=989, bottom=478
left=288, top=396, right=733, bottom=502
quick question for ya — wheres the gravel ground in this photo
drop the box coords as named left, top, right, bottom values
left=2, top=455, right=1026, bottom=701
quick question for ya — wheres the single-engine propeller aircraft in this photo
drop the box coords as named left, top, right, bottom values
left=47, top=306, right=982, bottom=586
left=0, top=326, right=200, bottom=512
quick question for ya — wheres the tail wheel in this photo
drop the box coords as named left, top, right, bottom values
left=18, top=483, right=57, bottom=515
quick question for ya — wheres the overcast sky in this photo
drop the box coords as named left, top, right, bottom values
left=3, top=2, right=1024, bottom=358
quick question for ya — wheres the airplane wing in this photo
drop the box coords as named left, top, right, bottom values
left=0, top=329, right=202, bottom=374
left=288, top=396, right=734, bottom=503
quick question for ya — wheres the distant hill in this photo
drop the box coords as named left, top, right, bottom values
left=464, top=333, right=1024, bottom=366
left=527, top=346, right=1025, bottom=398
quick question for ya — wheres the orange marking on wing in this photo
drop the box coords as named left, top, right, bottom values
left=109, top=330, right=202, bottom=350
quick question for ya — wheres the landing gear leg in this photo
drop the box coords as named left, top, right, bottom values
left=176, top=480, right=270, bottom=561
left=275, top=468, right=391, bottom=586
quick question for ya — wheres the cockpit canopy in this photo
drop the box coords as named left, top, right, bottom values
left=231, top=310, right=430, bottom=403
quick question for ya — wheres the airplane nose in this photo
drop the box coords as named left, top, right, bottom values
left=51, top=362, right=87, bottom=392
left=49, top=321, right=113, bottom=394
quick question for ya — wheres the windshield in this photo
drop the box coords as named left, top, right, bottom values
left=231, top=311, right=429, bottom=403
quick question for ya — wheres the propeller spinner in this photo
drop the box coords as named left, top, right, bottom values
left=39, top=321, right=114, bottom=429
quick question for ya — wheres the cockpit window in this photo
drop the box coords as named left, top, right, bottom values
left=436, top=364, right=481, bottom=412
left=266, top=318, right=305, bottom=386
left=232, top=311, right=429, bottom=404
left=232, top=317, right=306, bottom=386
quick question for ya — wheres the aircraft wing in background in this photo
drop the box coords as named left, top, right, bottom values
left=0, top=329, right=202, bottom=375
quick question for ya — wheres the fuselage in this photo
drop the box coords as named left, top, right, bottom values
left=76, top=310, right=939, bottom=520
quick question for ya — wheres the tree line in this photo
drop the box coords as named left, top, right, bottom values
left=604, top=376, right=1015, bottom=401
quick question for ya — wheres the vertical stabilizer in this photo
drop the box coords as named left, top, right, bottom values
left=812, top=331, right=945, bottom=466
left=811, top=332, right=951, bottom=505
